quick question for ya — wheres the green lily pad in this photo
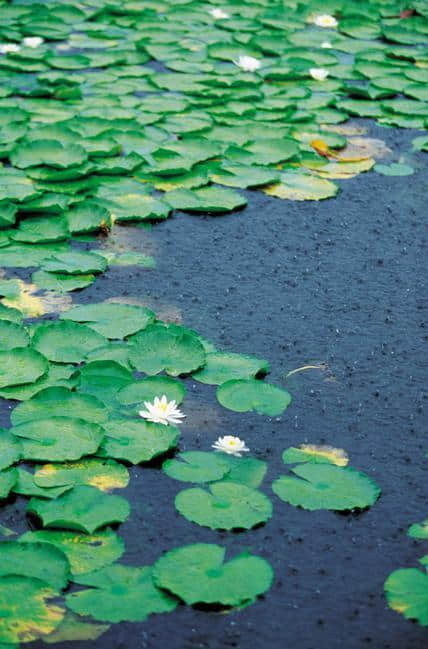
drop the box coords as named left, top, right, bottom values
left=129, top=323, right=206, bottom=376
left=13, top=467, right=71, bottom=500
left=282, top=444, right=349, bottom=467
left=193, top=352, right=269, bottom=385
left=40, top=251, right=107, bottom=275
left=32, top=321, right=107, bottom=363
left=385, top=564, right=428, bottom=626
left=66, top=565, right=177, bottom=623
left=60, top=302, right=155, bottom=339
left=116, top=376, right=186, bottom=412
left=0, top=363, right=77, bottom=401
left=165, top=186, right=247, bottom=213
left=176, top=481, right=272, bottom=530
left=272, top=463, right=380, bottom=511
left=222, top=456, right=268, bottom=489
left=153, top=543, right=273, bottom=606
left=264, top=171, right=338, bottom=201
left=0, top=348, right=48, bottom=388
left=74, top=360, right=133, bottom=401
left=28, top=485, right=130, bottom=534
left=0, top=468, right=18, bottom=499
left=408, top=519, right=428, bottom=540
left=32, top=270, right=96, bottom=292
left=20, top=529, right=124, bottom=576
left=0, top=429, right=21, bottom=470
left=0, top=541, right=70, bottom=590
left=0, top=576, right=64, bottom=644
left=0, top=320, right=29, bottom=350
left=10, top=139, right=88, bottom=169
left=65, top=201, right=111, bottom=234
left=217, top=379, right=292, bottom=416
left=163, top=451, right=231, bottom=483
left=11, top=386, right=108, bottom=426
left=12, top=416, right=104, bottom=462
left=11, top=215, right=69, bottom=244
left=99, top=417, right=179, bottom=464
left=34, top=459, right=129, bottom=492
left=374, top=163, right=414, bottom=176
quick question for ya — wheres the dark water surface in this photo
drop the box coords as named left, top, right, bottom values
left=1, top=121, right=427, bottom=649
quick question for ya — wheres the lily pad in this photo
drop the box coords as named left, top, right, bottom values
left=0, top=429, right=21, bottom=470
left=0, top=348, right=48, bottom=388
left=41, top=251, right=107, bottom=275
left=27, top=485, right=130, bottom=534
left=32, top=321, right=107, bottom=363
left=74, top=360, right=133, bottom=401
left=153, top=543, right=273, bottom=606
left=11, top=386, right=108, bottom=426
left=384, top=564, right=428, bottom=626
left=20, top=529, right=124, bottom=576
left=116, top=376, right=186, bottom=412
left=12, top=417, right=104, bottom=462
left=0, top=576, right=64, bottom=644
left=34, top=459, right=129, bottom=492
left=10, top=139, right=88, bottom=169
left=0, top=541, right=70, bottom=590
left=282, top=444, right=349, bottom=467
left=61, top=302, right=155, bottom=339
left=165, top=186, right=247, bottom=213
left=163, top=451, right=231, bottom=483
left=176, top=481, right=272, bottom=530
left=0, top=320, right=29, bottom=350
left=32, top=270, right=96, bottom=293
left=217, top=379, right=292, bottom=416
left=0, top=468, right=18, bottom=499
left=99, top=417, right=179, bottom=464
left=264, top=171, right=338, bottom=201
left=408, top=519, right=428, bottom=540
left=129, top=323, right=206, bottom=376
left=193, top=352, right=269, bottom=385
left=66, top=565, right=177, bottom=623
left=272, top=463, right=380, bottom=511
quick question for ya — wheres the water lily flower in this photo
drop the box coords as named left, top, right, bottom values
left=233, top=55, right=261, bottom=73
left=0, top=43, right=20, bottom=54
left=321, top=41, right=332, bottom=48
left=23, top=37, right=44, bottom=48
left=139, top=395, right=185, bottom=426
left=314, top=14, right=338, bottom=28
left=209, top=8, right=230, bottom=19
left=212, top=435, right=249, bottom=457
left=309, top=67, right=329, bottom=81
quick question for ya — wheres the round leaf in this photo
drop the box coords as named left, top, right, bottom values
left=193, top=352, right=269, bottom=385
left=163, top=451, right=230, bottom=483
left=32, top=321, right=107, bottom=363
left=217, top=379, right=292, bottom=416
left=0, top=541, right=70, bottom=590
left=0, top=348, right=48, bottom=388
left=385, top=566, right=428, bottom=627
left=34, top=459, right=129, bottom=492
left=99, top=417, right=179, bottom=464
left=60, top=302, right=155, bottom=339
left=11, top=386, right=108, bottom=426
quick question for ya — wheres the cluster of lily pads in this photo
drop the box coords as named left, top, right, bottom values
left=0, top=0, right=427, bottom=642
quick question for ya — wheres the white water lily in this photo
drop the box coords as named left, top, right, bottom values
left=23, top=36, right=44, bottom=48
left=314, top=14, right=338, bottom=28
left=233, top=55, right=261, bottom=73
left=309, top=67, right=329, bottom=81
left=321, top=41, right=332, bottom=48
left=0, top=43, right=20, bottom=54
left=139, top=395, right=185, bottom=426
left=212, top=435, right=250, bottom=457
left=209, top=8, right=230, bottom=19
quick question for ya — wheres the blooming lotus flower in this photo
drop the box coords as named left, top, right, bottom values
left=139, top=395, right=185, bottom=426
left=309, top=67, right=329, bottom=81
left=0, top=43, right=20, bottom=54
left=314, top=14, right=338, bottom=28
left=212, top=435, right=249, bottom=457
left=321, top=41, right=332, bottom=48
left=209, top=8, right=230, bottom=19
left=233, top=55, right=261, bottom=73
left=23, top=37, right=44, bottom=48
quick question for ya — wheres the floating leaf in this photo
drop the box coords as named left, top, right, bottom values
left=0, top=541, right=70, bottom=590
left=408, top=520, right=428, bottom=540
left=193, top=352, right=269, bottom=385
left=0, top=348, right=48, bottom=388
left=42, top=611, right=109, bottom=644
left=163, top=451, right=230, bottom=484
left=11, top=386, right=108, bottom=426
left=10, top=140, right=87, bottom=169
left=0, top=320, right=29, bottom=351
left=20, top=529, right=124, bottom=576
left=264, top=171, right=338, bottom=201
left=282, top=445, right=349, bottom=467
left=41, top=251, right=107, bottom=275
left=384, top=563, right=428, bottom=627
left=32, top=270, right=96, bottom=293
left=12, top=417, right=104, bottom=462
left=176, top=481, right=272, bottom=530
left=374, top=163, right=414, bottom=176
left=13, top=467, right=71, bottom=500
left=165, top=186, right=247, bottom=213
left=217, top=379, right=291, bottom=416
left=0, top=363, right=77, bottom=401
left=32, top=321, right=107, bottom=363
left=28, top=485, right=130, bottom=534
left=116, top=376, right=186, bottom=412
left=0, top=468, right=18, bottom=499
left=0, top=576, right=64, bottom=644
left=272, top=463, right=380, bottom=511
left=66, top=565, right=177, bottom=623
left=153, top=544, right=273, bottom=606
left=0, top=429, right=21, bottom=470
left=74, top=360, right=133, bottom=401
left=129, top=323, right=206, bottom=376
left=34, top=459, right=129, bottom=492
left=99, top=418, right=179, bottom=464
left=61, top=302, right=155, bottom=339
left=222, top=456, right=268, bottom=489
